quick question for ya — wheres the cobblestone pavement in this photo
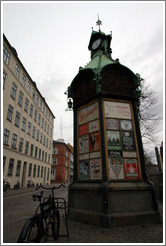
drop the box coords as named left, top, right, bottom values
left=3, top=185, right=164, bottom=244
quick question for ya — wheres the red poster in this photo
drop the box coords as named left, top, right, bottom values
left=89, top=132, right=100, bottom=152
left=79, top=123, right=89, bottom=136
left=124, top=159, right=139, bottom=180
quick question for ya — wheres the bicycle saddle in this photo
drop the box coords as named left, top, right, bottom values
left=33, top=191, right=44, bottom=201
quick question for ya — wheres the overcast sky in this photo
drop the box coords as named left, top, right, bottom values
left=2, top=1, right=164, bottom=160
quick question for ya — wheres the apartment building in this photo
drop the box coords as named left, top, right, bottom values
left=3, top=34, right=55, bottom=188
left=51, top=140, right=74, bottom=183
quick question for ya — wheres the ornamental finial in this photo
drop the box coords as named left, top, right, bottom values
left=96, top=13, right=102, bottom=31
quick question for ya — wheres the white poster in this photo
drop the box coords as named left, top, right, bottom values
left=79, top=135, right=89, bottom=154
left=89, top=120, right=99, bottom=133
left=104, top=101, right=131, bottom=119
left=90, top=159, right=102, bottom=179
left=78, top=102, right=99, bottom=125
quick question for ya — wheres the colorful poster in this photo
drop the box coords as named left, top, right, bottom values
left=104, top=101, right=131, bottom=119
left=124, top=159, right=139, bottom=179
left=90, top=159, right=102, bottom=179
left=89, top=132, right=100, bottom=152
left=78, top=102, right=99, bottom=125
left=90, top=151, right=101, bottom=159
left=106, top=119, right=119, bottom=130
left=79, top=135, right=89, bottom=154
left=109, top=158, right=124, bottom=179
left=108, top=150, right=122, bottom=158
left=122, top=131, right=136, bottom=151
left=120, top=120, right=133, bottom=131
left=79, top=123, right=89, bottom=136
left=107, top=131, right=121, bottom=150
left=89, top=120, right=99, bottom=133
left=79, top=160, right=90, bottom=180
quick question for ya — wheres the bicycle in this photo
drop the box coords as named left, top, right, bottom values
left=17, top=183, right=68, bottom=243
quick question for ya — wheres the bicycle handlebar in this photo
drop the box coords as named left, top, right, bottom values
left=35, top=183, right=65, bottom=191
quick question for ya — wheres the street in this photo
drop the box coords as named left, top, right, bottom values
left=3, top=184, right=163, bottom=244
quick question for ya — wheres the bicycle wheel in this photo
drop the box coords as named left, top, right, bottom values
left=51, top=210, right=60, bottom=240
left=17, top=216, right=41, bottom=243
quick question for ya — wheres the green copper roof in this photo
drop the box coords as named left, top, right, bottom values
left=81, top=51, right=115, bottom=71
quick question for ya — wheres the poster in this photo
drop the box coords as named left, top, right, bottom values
left=79, top=160, right=90, bottom=180
left=90, top=151, right=101, bottom=159
left=108, top=150, right=122, bottom=158
left=89, top=120, right=99, bottom=133
left=79, top=153, right=89, bottom=161
left=124, top=159, right=139, bottom=179
left=107, top=131, right=121, bottom=150
left=89, top=131, right=100, bottom=152
left=106, top=118, right=119, bottom=130
left=109, top=158, right=124, bottom=179
left=78, top=102, right=99, bottom=125
left=120, top=120, right=133, bottom=131
left=104, top=101, right=131, bottom=119
left=90, top=159, right=102, bottom=179
left=123, top=151, right=137, bottom=158
left=122, top=131, right=136, bottom=151
left=79, top=123, right=89, bottom=136
left=79, top=135, right=89, bottom=154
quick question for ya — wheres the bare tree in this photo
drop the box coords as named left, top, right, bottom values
left=136, top=76, right=162, bottom=148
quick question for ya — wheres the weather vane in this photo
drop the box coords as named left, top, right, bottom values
left=96, top=13, right=102, bottom=31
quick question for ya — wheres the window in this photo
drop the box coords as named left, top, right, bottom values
left=11, top=133, right=17, bottom=148
left=3, top=129, right=9, bottom=145
left=47, top=168, right=50, bottom=181
left=35, top=146, right=38, bottom=158
left=32, top=89, right=35, bottom=100
left=43, top=105, right=45, bottom=114
left=11, top=83, right=17, bottom=99
left=38, top=114, right=41, bottom=125
left=44, top=122, right=47, bottom=132
left=50, top=127, right=52, bottom=137
left=27, top=82, right=31, bottom=94
left=46, top=138, right=48, bottom=148
left=27, top=122, right=31, bottom=135
left=18, top=91, right=23, bottom=107
left=36, top=130, right=39, bottom=141
left=39, top=149, right=41, bottom=159
left=51, top=169, right=56, bottom=180
left=8, top=159, right=14, bottom=176
left=52, top=158, right=57, bottom=165
left=42, top=151, right=44, bottom=161
left=45, top=152, right=47, bottom=162
left=19, top=138, right=24, bottom=152
left=43, top=136, right=45, bottom=146
left=16, top=161, right=21, bottom=176
left=32, top=126, right=36, bottom=138
left=3, top=71, right=7, bottom=88
left=41, top=167, right=43, bottom=177
left=15, top=111, right=20, bottom=127
left=40, top=133, right=43, bottom=143
left=37, top=166, right=40, bottom=177
left=36, top=94, right=39, bottom=105
left=25, top=141, right=29, bottom=154
left=21, top=74, right=26, bottom=87
left=40, top=100, right=42, bottom=109
left=29, top=104, right=33, bottom=117
left=33, top=165, right=36, bottom=177
left=47, top=125, right=49, bottom=134
left=34, top=109, right=37, bottom=121
left=22, top=117, right=26, bottom=131
left=30, top=144, right=34, bottom=157
left=48, top=154, right=50, bottom=163
left=28, top=163, right=32, bottom=177
left=3, top=156, right=6, bottom=173
left=49, top=141, right=51, bottom=150
left=24, top=98, right=29, bottom=112
left=53, top=147, right=58, bottom=154
left=41, top=118, right=44, bottom=128
left=15, top=64, right=20, bottom=79
left=3, top=45, right=10, bottom=65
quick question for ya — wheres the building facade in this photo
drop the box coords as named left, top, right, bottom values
left=51, top=140, right=74, bottom=183
left=3, top=34, right=55, bottom=188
